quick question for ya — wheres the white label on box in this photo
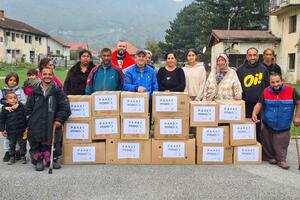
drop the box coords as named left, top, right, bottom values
left=233, top=124, right=255, bottom=140
left=219, top=105, right=241, bottom=121
left=73, top=146, right=95, bottom=162
left=155, top=96, right=178, bottom=112
left=95, top=118, right=118, bottom=135
left=94, top=95, right=117, bottom=111
left=193, top=106, right=216, bottom=122
left=66, top=123, right=89, bottom=140
left=123, top=118, right=146, bottom=135
left=202, top=128, right=224, bottom=143
left=69, top=102, right=90, bottom=118
left=160, top=119, right=182, bottom=135
left=118, top=143, right=140, bottom=159
left=163, top=142, right=185, bottom=158
left=122, top=97, right=145, bottom=113
left=202, top=146, right=224, bottom=162
left=237, top=146, right=259, bottom=162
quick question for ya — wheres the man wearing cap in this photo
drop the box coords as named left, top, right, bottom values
left=123, top=49, right=158, bottom=97
left=111, top=40, right=135, bottom=71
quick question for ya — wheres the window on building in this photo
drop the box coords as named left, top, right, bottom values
left=288, top=53, right=296, bottom=71
left=35, top=36, right=39, bottom=41
left=25, top=35, right=28, bottom=43
left=29, top=36, right=32, bottom=43
left=6, top=32, right=10, bottom=36
left=56, top=50, right=61, bottom=55
left=6, top=49, right=11, bottom=54
left=289, top=15, right=297, bottom=33
left=39, top=37, right=42, bottom=45
left=11, top=33, right=15, bottom=42
left=21, top=34, right=24, bottom=39
left=16, top=33, right=19, bottom=38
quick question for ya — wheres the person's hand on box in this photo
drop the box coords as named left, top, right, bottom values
left=53, top=121, right=62, bottom=129
left=137, top=86, right=146, bottom=93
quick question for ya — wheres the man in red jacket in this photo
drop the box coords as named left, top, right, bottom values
left=111, top=40, right=135, bottom=71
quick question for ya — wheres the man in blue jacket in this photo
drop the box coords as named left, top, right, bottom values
left=85, top=48, right=123, bottom=94
left=123, top=49, right=158, bottom=97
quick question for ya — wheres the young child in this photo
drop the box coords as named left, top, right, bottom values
left=0, top=92, right=27, bottom=164
left=252, top=72, right=300, bottom=169
left=0, top=72, right=27, bottom=162
left=23, top=69, right=41, bottom=96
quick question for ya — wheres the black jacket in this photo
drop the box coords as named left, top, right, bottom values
left=63, top=62, right=95, bottom=95
left=25, top=82, right=71, bottom=143
left=0, top=104, right=27, bottom=135
left=263, top=63, right=282, bottom=76
left=237, top=60, right=269, bottom=105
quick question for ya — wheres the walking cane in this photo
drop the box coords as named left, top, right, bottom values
left=48, top=124, right=56, bottom=174
left=294, top=126, right=300, bottom=170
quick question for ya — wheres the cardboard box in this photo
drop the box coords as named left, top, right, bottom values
left=92, top=116, right=120, bottom=140
left=230, top=120, right=257, bottom=146
left=152, top=92, right=189, bottom=117
left=196, top=126, right=230, bottom=146
left=121, top=92, right=149, bottom=116
left=91, top=91, right=120, bottom=116
left=154, top=116, right=189, bottom=140
left=106, top=139, right=151, bottom=164
left=151, top=139, right=195, bottom=165
left=197, top=145, right=233, bottom=165
left=121, top=116, right=150, bottom=140
left=233, top=143, right=262, bottom=164
left=190, top=101, right=219, bottom=127
left=216, top=100, right=246, bottom=123
left=68, top=95, right=91, bottom=120
left=63, top=142, right=105, bottom=165
left=63, top=120, right=91, bottom=143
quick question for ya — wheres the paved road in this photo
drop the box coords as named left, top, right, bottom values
left=1, top=138, right=300, bottom=200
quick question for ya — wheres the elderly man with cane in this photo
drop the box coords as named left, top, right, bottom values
left=26, top=66, right=71, bottom=171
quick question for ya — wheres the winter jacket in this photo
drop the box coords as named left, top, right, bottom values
left=25, top=82, right=71, bottom=143
left=123, top=64, right=158, bottom=97
left=0, top=86, right=27, bottom=109
left=236, top=60, right=269, bottom=105
left=263, top=84, right=295, bottom=132
left=111, top=51, right=135, bottom=70
left=64, top=61, right=95, bottom=95
left=85, top=64, right=124, bottom=94
left=0, top=104, right=27, bottom=136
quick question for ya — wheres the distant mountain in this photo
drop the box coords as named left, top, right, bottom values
left=1, top=0, right=193, bottom=49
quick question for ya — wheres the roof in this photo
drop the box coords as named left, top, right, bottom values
left=50, top=36, right=70, bottom=47
left=208, top=30, right=281, bottom=47
left=0, top=17, right=48, bottom=37
left=110, top=42, right=138, bottom=55
left=65, top=42, right=89, bottom=51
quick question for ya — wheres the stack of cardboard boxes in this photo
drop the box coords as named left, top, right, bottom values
left=191, top=100, right=262, bottom=165
left=152, top=92, right=195, bottom=164
left=106, top=92, right=151, bottom=164
left=63, top=95, right=106, bottom=165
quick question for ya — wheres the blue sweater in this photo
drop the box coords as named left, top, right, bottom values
left=123, top=64, right=158, bottom=96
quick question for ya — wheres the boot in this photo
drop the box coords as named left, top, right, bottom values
left=8, top=156, right=15, bottom=165
left=21, top=156, right=27, bottom=164
left=15, top=150, right=21, bottom=160
left=53, top=157, right=61, bottom=169
left=3, top=151, right=10, bottom=162
left=36, top=158, right=44, bottom=171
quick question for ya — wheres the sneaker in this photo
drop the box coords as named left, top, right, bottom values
left=36, top=159, right=44, bottom=171
left=53, top=158, right=61, bottom=169
left=3, top=151, right=10, bottom=162
left=15, top=150, right=21, bottom=161
left=269, top=159, right=277, bottom=165
left=8, top=157, right=15, bottom=165
left=21, top=156, right=27, bottom=164
left=277, top=162, right=290, bottom=170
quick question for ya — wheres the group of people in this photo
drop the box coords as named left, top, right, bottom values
left=1, top=39, right=299, bottom=171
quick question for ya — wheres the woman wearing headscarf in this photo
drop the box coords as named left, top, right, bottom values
left=203, top=54, right=242, bottom=101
